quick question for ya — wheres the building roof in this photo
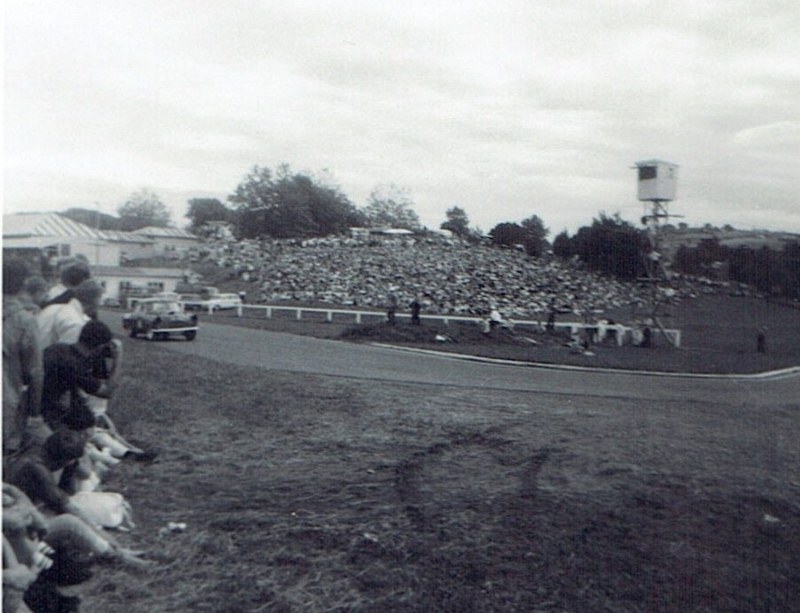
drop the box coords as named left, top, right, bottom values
left=634, top=159, right=679, bottom=167
left=93, top=265, right=188, bottom=278
left=3, top=213, right=104, bottom=239
left=2, top=213, right=157, bottom=245
left=100, top=230, right=155, bottom=244
left=133, top=226, right=198, bottom=240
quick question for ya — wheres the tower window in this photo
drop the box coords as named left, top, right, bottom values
left=638, top=166, right=657, bottom=180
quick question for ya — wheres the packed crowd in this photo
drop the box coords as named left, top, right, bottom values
left=198, top=235, right=660, bottom=318
left=3, top=258, right=154, bottom=613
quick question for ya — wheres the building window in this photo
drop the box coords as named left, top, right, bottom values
left=638, top=166, right=657, bottom=181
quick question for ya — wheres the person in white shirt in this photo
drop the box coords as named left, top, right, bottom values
left=42, top=260, right=91, bottom=306
left=38, top=280, right=103, bottom=349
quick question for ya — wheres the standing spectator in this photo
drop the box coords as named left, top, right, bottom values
left=21, top=276, right=50, bottom=315
left=3, top=259, right=48, bottom=455
left=756, top=327, right=767, bottom=354
left=38, top=280, right=103, bottom=349
left=42, top=260, right=91, bottom=307
left=409, top=297, right=421, bottom=325
left=386, top=289, right=398, bottom=325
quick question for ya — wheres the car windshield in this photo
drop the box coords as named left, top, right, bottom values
left=148, top=301, right=182, bottom=314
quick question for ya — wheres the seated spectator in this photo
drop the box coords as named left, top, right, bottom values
left=3, top=429, right=149, bottom=571
left=3, top=484, right=53, bottom=613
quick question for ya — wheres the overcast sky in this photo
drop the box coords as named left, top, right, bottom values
left=4, top=0, right=799, bottom=235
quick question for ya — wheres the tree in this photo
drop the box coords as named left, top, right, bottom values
left=228, top=164, right=361, bottom=239
left=520, top=214, right=549, bottom=257
left=185, top=198, right=231, bottom=233
left=362, top=184, right=421, bottom=230
left=552, top=230, right=573, bottom=258
left=117, top=189, right=171, bottom=231
left=569, top=213, right=647, bottom=280
left=488, top=222, right=527, bottom=248
left=440, top=206, right=470, bottom=237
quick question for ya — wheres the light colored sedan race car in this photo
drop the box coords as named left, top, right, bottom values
left=122, top=298, right=199, bottom=341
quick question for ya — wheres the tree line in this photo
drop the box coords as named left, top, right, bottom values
left=58, top=163, right=797, bottom=297
left=675, top=239, right=800, bottom=298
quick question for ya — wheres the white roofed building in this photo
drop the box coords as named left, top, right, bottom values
left=133, top=226, right=200, bottom=256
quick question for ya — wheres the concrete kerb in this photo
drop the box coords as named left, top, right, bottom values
left=369, top=343, right=800, bottom=381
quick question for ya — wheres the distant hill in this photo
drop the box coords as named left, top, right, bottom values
left=660, top=225, right=800, bottom=257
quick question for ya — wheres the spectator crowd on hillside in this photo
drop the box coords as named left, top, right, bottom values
left=4, top=258, right=153, bottom=613
left=196, top=234, right=713, bottom=319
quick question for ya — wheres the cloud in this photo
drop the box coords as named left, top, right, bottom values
left=4, top=0, right=799, bottom=234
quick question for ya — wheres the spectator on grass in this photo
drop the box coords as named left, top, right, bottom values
left=41, top=320, right=144, bottom=462
left=386, top=288, right=398, bottom=325
left=3, top=430, right=150, bottom=594
left=3, top=483, right=53, bottom=613
left=22, top=276, right=50, bottom=315
left=756, top=327, right=767, bottom=354
left=40, top=321, right=118, bottom=431
left=409, top=297, right=421, bottom=325
left=42, top=260, right=92, bottom=307
left=3, top=259, right=48, bottom=455
left=38, top=280, right=103, bottom=349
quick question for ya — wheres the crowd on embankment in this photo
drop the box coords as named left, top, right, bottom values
left=195, top=234, right=714, bottom=320
left=4, top=258, right=154, bottom=613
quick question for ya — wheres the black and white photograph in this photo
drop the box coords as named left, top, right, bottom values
left=3, top=1, right=799, bottom=611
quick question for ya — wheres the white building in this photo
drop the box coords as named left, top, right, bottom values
left=133, top=226, right=200, bottom=256
left=2, top=213, right=190, bottom=299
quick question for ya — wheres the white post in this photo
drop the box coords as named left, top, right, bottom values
left=237, top=305, right=243, bottom=318
left=356, top=313, right=362, bottom=324
left=296, top=309, right=302, bottom=321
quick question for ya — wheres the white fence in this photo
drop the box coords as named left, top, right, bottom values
left=192, top=303, right=682, bottom=348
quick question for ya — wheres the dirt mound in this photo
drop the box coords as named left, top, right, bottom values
left=339, top=321, right=565, bottom=347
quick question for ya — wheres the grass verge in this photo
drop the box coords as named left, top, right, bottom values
left=84, top=337, right=800, bottom=612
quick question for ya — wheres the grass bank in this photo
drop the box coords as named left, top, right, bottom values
left=82, top=337, right=800, bottom=612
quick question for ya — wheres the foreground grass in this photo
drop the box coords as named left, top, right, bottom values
left=85, top=338, right=799, bottom=612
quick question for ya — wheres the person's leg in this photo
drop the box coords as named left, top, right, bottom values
left=44, top=515, right=114, bottom=558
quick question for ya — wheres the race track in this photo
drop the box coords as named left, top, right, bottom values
left=105, top=315, right=799, bottom=409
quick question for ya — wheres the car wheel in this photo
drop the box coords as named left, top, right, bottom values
left=183, top=330, right=196, bottom=341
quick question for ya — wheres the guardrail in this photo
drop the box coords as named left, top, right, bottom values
left=192, top=302, right=681, bottom=348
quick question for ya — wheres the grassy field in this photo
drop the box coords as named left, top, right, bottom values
left=84, top=326, right=799, bottom=611
left=187, top=294, right=800, bottom=374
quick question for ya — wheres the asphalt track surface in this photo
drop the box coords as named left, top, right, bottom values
left=107, top=316, right=799, bottom=409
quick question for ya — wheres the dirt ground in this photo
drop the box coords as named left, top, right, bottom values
left=84, top=335, right=799, bottom=612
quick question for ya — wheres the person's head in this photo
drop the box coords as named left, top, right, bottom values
left=3, top=259, right=30, bottom=296
left=43, top=429, right=88, bottom=470
left=77, top=320, right=113, bottom=355
left=60, top=262, right=91, bottom=289
left=22, top=275, right=49, bottom=306
left=62, top=403, right=97, bottom=432
left=74, top=279, right=103, bottom=316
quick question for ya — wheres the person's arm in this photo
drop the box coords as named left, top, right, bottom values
left=105, top=339, right=123, bottom=381
left=20, top=317, right=44, bottom=420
